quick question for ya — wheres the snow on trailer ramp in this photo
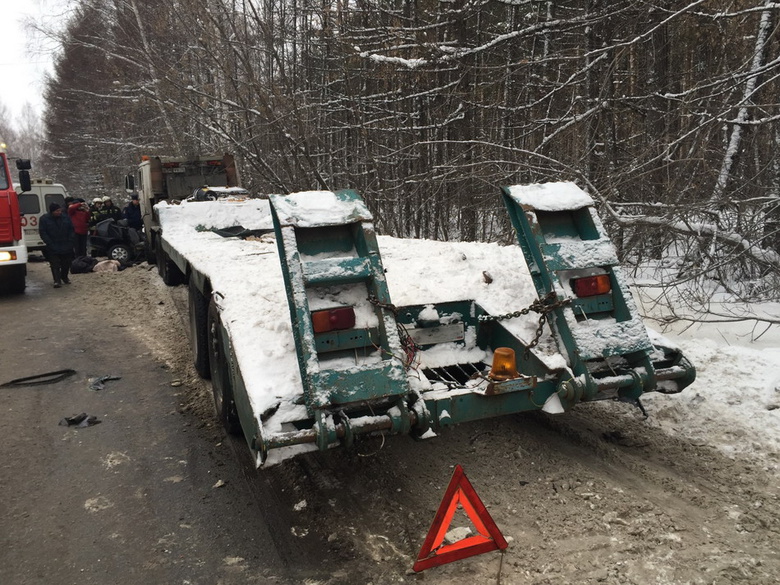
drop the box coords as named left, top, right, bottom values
left=505, top=181, right=594, bottom=211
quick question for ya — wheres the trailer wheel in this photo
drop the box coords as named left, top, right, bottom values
left=189, top=276, right=210, bottom=379
left=207, top=299, right=242, bottom=435
left=145, top=238, right=157, bottom=265
left=156, top=239, right=185, bottom=286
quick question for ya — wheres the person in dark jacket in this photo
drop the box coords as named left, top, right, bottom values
left=68, top=199, right=91, bottom=257
left=39, top=203, right=76, bottom=288
left=122, top=194, right=143, bottom=231
left=102, top=197, right=123, bottom=222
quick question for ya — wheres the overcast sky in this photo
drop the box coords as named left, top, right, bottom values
left=1, top=0, right=65, bottom=128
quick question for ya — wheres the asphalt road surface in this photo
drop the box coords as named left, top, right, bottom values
left=0, top=261, right=326, bottom=585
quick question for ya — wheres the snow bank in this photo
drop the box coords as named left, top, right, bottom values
left=636, top=293, right=780, bottom=475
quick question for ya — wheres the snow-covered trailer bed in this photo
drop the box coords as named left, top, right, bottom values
left=155, top=185, right=695, bottom=467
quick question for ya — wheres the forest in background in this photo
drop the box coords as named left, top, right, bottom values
left=11, top=0, right=780, bottom=318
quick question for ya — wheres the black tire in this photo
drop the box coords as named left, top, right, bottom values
left=207, top=299, right=242, bottom=435
left=189, top=276, right=210, bottom=379
left=107, top=243, right=132, bottom=263
left=156, top=239, right=185, bottom=286
left=145, top=237, right=157, bottom=265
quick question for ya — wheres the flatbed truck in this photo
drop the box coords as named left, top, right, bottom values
left=125, top=154, right=240, bottom=266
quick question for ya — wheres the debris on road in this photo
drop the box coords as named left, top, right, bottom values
left=59, top=413, right=102, bottom=427
left=1, top=369, right=76, bottom=387
left=88, top=375, right=122, bottom=391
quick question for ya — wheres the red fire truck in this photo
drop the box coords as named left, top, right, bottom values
left=0, top=144, right=31, bottom=294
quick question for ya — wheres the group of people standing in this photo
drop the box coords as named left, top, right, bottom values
left=38, top=194, right=143, bottom=288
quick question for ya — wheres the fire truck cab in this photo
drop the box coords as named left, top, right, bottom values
left=0, top=145, right=31, bottom=294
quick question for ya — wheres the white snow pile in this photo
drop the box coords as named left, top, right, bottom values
left=156, top=198, right=273, bottom=234
left=637, top=295, right=780, bottom=474
left=271, top=190, right=372, bottom=227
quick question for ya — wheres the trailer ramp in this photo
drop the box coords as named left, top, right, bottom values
left=268, top=190, right=413, bottom=448
left=501, top=182, right=694, bottom=405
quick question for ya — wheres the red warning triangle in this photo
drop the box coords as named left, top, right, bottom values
left=413, top=464, right=508, bottom=572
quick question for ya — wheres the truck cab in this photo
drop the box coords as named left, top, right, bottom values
left=15, top=179, right=69, bottom=252
left=127, top=154, right=239, bottom=263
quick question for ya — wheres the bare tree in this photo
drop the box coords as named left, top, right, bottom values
left=37, top=0, right=780, bottom=317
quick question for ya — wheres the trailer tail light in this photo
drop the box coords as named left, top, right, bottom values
left=0, top=251, right=17, bottom=262
left=205, top=160, right=223, bottom=167
left=488, top=347, right=520, bottom=381
left=571, top=274, right=611, bottom=297
left=312, top=307, right=356, bottom=333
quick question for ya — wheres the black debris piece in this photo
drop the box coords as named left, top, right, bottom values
left=59, top=413, right=102, bottom=428
left=1, top=369, right=77, bottom=388
left=89, top=375, right=122, bottom=391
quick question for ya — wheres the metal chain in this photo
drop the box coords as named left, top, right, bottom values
left=367, top=295, right=419, bottom=367
left=479, top=292, right=571, bottom=352
left=367, top=294, right=397, bottom=314
left=478, top=292, right=568, bottom=322
left=369, top=291, right=570, bottom=361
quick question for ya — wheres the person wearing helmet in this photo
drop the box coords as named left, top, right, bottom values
left=89, top=198, right=104, bottom=228
left=102, top=196, right=122, bottom=222
left=91, top=196, right=120, bottom=227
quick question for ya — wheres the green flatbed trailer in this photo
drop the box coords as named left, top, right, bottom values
left=154, top=183, right=695, bottom=466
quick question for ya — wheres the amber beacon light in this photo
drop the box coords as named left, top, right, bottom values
left=488, top=347, right=520, bottom=381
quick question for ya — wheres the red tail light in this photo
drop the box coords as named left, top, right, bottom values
left=312, top=307, right=356, bottom=333
left=572, top=274, right=611, bottom=297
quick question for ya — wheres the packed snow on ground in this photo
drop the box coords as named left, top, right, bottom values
left=156, top=188, right=780, bottom=473
left=636, top=288, right=780, bottom=475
